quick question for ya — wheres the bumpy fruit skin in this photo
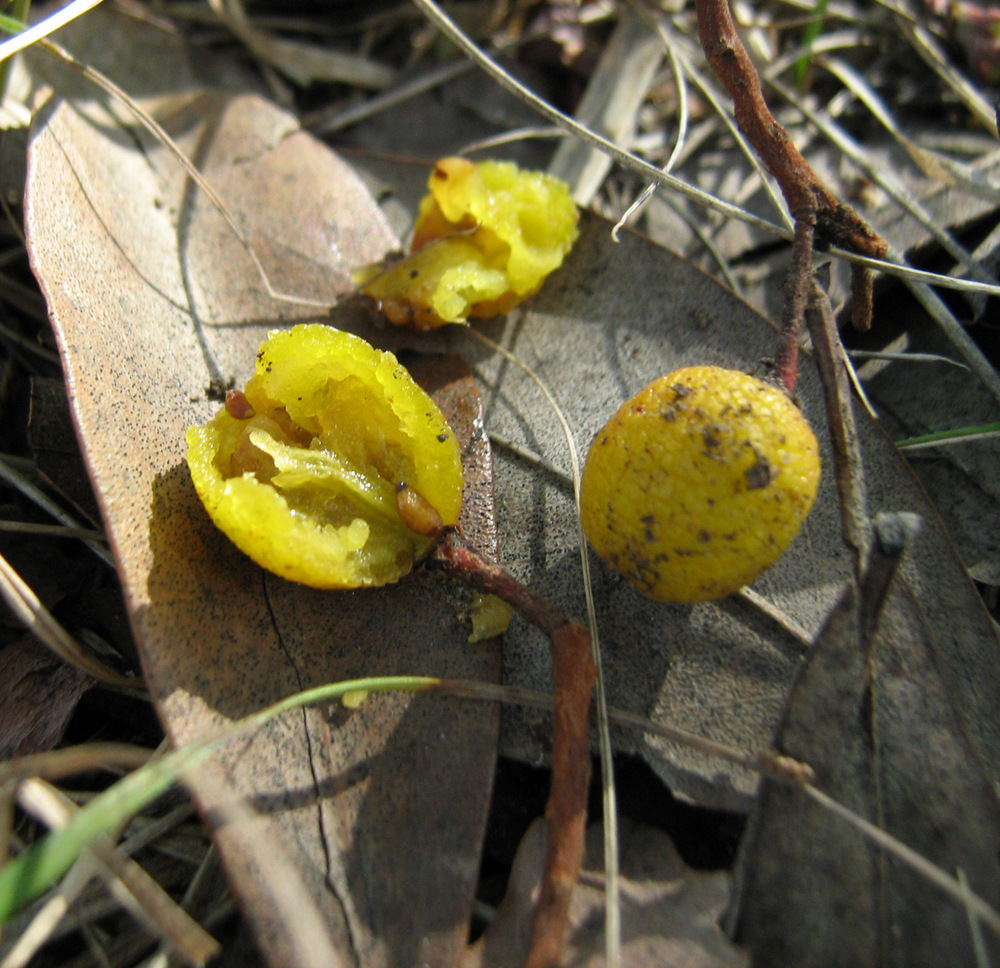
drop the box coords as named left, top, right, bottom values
left=356, top=157, right=578, bottom=329
left=579, top=367, right=820, bottom=603
left=186, top=324, right=463, bottom=589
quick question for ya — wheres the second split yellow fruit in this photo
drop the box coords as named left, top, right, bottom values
left=579, top=366, right=821, bottom=603
left=356, top=157, right=578, bottom=328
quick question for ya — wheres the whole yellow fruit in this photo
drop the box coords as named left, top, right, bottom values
left=579, top=366, right=821, bottom=603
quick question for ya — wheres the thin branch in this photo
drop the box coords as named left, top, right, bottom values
left=427, top=534, right=596, bottom=968
left=695, top=0, right=887, bottom=368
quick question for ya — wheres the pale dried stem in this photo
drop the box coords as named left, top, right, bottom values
left=803, top=282, right=869, bottom=574
left=16, top=779, right=219, bottom=966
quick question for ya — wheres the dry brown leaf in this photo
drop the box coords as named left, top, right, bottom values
left=0, top=637, right=92, bottom=759
left=466, top=818, right=747, bottom=968
left=456, top=211, right=1000, bottom=812
left=25, top=88, right=502, bottom=968
left=730, top=516, right=1000, bottom=966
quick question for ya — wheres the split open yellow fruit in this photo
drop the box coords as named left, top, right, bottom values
left=579, top=366, right=821, bottom=603
left=186, top=324, right=463, bottom=588
left=356, top=157, right=578, bottom=329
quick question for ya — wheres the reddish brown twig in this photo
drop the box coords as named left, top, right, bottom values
left=427, top=532, right=596, bottom=968
left=523, top=620, right=595, bottom=968
left=695, top=0, right=888, bottom=390
left=774, top=218, right=815, bottom=393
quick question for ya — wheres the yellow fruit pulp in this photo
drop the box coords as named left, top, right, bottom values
left=467, top=593, right=514, bottom=643
left=186, top=324, right=463, bottom=588
left=579, top=366, right=821, bottom=603
left=356, top=157, right=578, bottom=329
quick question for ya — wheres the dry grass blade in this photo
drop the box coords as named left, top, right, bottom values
left=0, top=744, right=152, bottom=783
left=804, top=282, right=868, bottom=570
left=0, top=0, right=104, bottom=63
left=647, top=17, right=794, bottom=231
left=206, top=0, right=395, bottom=89
left=547, top=12, right=663, bottom=205
left=0, top=521, right=104, bottom=540
left=891, top=9, right=998, bottom=134
left=958, top=867, right=993, bottom=968
left=0, top=321, right=57, bottom=364
left=0, top=457, right=111, bottom=566
left=801, top=783, right=1000, bottom=938
left=609, top=23, right=689, bottom=236
left=896, top=424, right=1000, bottom=450
left=308, top=54, right=475, bottom=133
left=306, top=10, right=579, bottom=136
left=656, top=193, right=747, bottom=292
left=830, top=247, right=1000, bottom=293
left=15, top=778, right=220, bottom=967
left=877, top=240, right=1000, bottom=403
left=817, top=56, right=973, bottom=187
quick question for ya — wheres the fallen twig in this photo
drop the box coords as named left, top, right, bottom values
left=695, top=0, right=888, bottom=389
left=427, top=533, right=597, bottom=968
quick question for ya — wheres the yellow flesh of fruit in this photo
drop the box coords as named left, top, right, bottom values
left=579, top=366, right=821, bottom=603
left=357, top=157, right=578, bottom=329
left=186, top=324, right=463, bottom=589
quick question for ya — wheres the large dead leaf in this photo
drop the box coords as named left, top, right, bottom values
left=332, top=61, right=1000, bottom=812
left=730, top=518, right=1000, bottom=965
left=25, top=89, right=502, bottom=968
left=441, top=212, right=1000, bottom=811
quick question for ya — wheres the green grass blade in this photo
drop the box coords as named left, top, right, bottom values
left=794, top=0, right=831, bottom=88
left=0, top=675, right=440, bottom=923
left=895, top=422, right=1000, bottom=450
left=0, top=744, right=208, bottom=922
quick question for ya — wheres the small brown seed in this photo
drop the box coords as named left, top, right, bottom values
left=395, top=483, right=443, bottom=538
left=225, top=389, right=255, bottom=420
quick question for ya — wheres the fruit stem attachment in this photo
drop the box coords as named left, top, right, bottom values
left=427, top=532, right=596, bottom=968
